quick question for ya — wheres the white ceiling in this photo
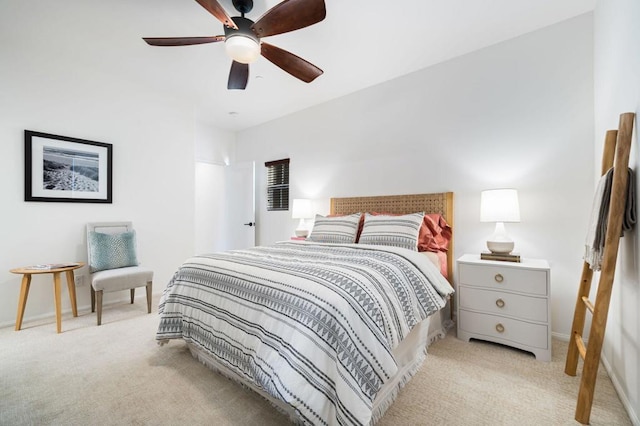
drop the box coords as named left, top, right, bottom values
left=3, top=0, right=595, bottom=131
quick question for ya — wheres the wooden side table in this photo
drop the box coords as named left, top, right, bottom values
left=10, top=262, right=84, bottom=333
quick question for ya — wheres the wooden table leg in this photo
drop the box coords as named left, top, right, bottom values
left=15, top=274, right=32, bottom=331
left=65, top=270, right=78, bottom=317
left=53, top=272, right=62, bottom=333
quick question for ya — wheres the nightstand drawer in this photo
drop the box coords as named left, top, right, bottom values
left=459, top=263, right=547, bottom=296
left=459, top=286, right=548, bottom=322
left=459, top=310, right=548, bottom=349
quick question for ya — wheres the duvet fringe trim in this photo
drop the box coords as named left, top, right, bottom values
left=370, top=318, right=453, bottom=424
left=369, top=348, right=428, bottom=425
left=187, top=342, right=306, bottom=425
left=428, top=318, right=454, bottom=347
left=179, top=319, right=454, bottom=426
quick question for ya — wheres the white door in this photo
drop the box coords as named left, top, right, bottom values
left=194, top=162, right=227, bottom=254
left=225, top=162, right=256, bottom=250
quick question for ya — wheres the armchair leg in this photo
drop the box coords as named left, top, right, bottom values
left=130, top=288, right=135, bottom=304
left=90, top=286, right=96, bottom=313
left=96, top=290, right=103, bottom=326
left=146, top=281, right=152, bottom=314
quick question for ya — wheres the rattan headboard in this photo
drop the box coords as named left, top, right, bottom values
left=330, top=192, right=454, bottom=282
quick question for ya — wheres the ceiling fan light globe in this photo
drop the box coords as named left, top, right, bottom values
left=225, top=36, right=260, bottom=64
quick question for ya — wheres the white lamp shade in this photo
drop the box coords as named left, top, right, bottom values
left=480, top=189, right=521, bottom=223
left=292, top=199, right=313, bottom=219
left=225, top=36, right=261, bottom=64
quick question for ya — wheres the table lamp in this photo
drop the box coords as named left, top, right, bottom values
left=292, top=199, right=313, bottom=237
left=480, top=189, right=520, bottom=254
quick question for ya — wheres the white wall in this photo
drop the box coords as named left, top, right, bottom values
left=194, top=123, right=236, bottom=255
left=0, top=37, right=197, bottom=327
left=594, top=0, right=640, bottom=423
left=237, top=14, right=595, bottom=341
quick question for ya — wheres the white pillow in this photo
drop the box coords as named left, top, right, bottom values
left=359, top=212, right=424, bottom=251
left=307, top=213, right=361, bottom=244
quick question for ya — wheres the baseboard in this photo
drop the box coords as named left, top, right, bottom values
left=600, top=353, right=640, bottom=425
left=551, top=331, right=571, bottom=342
left=552, top=332, right=638, bottom=425
left=0, top=292, right=157, bottom=329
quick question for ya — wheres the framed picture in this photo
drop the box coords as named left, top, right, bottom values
left=24, top=130, right=113, bottom=203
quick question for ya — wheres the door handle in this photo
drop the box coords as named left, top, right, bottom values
left=244, top=222, right=255, bottom=227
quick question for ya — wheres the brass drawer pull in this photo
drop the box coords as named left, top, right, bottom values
left=496, top=323, right=505, bottom=333
left=496, top=298, right=505, bottom=308
left=494, top=273, right=504, bottom=283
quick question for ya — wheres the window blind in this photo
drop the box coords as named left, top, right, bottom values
left=265, top=158, right=290, bottom=211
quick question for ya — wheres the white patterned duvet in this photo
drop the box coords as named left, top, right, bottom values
left=157, top=241, right=453, bottom=425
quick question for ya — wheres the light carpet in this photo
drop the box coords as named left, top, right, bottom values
left=0, top=298, right=631, bottom=425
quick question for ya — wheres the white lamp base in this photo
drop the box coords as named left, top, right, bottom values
left=295, top=218, right=309, bottom=238
left=486, top=240, right=515, bottom=254
left=295, top=228, right=309, bottom=237
left=486, top=222, right=515, bottom=254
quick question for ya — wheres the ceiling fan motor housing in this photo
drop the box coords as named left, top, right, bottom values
left=224, top=16, right=259, bottom=43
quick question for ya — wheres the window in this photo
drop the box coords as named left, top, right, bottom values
left=265, top=158, right=289, bottom=211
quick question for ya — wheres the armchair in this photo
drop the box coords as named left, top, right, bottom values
left=86, top=222, right=153, bottom=325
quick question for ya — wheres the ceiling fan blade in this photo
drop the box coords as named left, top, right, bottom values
left=228, top=61, right=249, bottom=90
left=194, top=0, right=238, bottom=29
left=251, top=0, right=326, bottom=38
left=261, top=42, right=323, bottom=83
left=143, top=36, right=225, bottom=46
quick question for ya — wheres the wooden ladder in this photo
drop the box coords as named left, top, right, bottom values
left=565, top=112, right=635, bottom=425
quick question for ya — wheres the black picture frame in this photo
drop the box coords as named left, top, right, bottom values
left=24, top=130, right=113, bottom=203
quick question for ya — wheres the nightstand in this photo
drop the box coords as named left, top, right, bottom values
left=456, top=254, right=551, bottom=361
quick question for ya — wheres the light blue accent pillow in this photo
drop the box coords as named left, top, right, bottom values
left=88, top=230, right=139, bottom=273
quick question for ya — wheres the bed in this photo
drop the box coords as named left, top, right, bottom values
left=157, top=192, right=455, bottom=425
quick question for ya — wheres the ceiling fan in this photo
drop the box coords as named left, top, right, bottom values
left=143, top=0, right=326, bottom=90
